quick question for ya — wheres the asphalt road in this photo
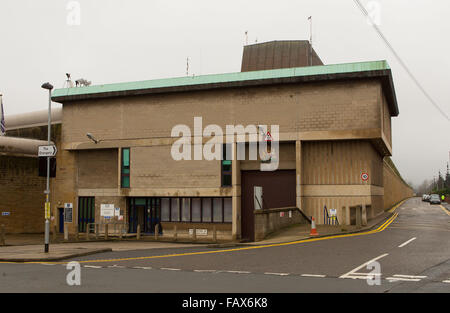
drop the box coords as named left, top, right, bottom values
left=0, top=198, right=449, bottom=293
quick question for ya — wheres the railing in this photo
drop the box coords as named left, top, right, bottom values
left=323, top=205, right=339, bottom=225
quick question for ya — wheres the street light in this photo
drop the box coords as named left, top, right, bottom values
left=41, top=82, right=53, bottom=253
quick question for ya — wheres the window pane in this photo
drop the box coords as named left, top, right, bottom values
left=171, top=198, right=180, bottom=222
left=161, top=198, right=170, bottom=222
left=213, top=198, right=223, bottom=222
left=181, top=198, right=190, bottom=222
left=224, top=198, right=232, bottom=222
left=122, top=176, right=130, bottom=188
left=222, top=175, right=232, bottom=187
left=202, top=198, right=212, bottom=222
left=192, top=198, right=201, bottom=222
left=123, top=148, right=130, bottom=166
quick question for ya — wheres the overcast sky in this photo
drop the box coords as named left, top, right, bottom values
left=0, top=0, right=449, bottom=186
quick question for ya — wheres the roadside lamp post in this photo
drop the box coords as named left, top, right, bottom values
left=41, top=82, right=53, bottom=253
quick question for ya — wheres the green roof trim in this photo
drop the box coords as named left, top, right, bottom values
left=52, top=60, right=391, bottom=99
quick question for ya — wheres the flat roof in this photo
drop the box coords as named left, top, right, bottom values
left=52, top=60, right=399, bottom=116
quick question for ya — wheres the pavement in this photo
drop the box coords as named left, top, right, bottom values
left=0, top=204, right=398, bottom=262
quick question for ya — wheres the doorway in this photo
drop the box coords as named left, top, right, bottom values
left=128, top=198, right=161, bottom=234
left=58, top=208, right=64, bottom=233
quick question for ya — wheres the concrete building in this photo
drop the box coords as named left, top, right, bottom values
left=0, top=41, right=413, bottom=240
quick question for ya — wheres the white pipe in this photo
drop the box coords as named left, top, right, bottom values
left=0, top=136, right=53, bottom=156
left=4, top=107, right=62, bottom=131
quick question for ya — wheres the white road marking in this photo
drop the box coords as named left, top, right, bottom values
left=301, top=274, right=326, bottom=278
left=393, top=274, right=426, bottom=279
left=386, top=277, right=421, bottom=282
left=132, top=266, right=152, bottom=270
left=264, top=272, right=290, bottom=276
left=398, top=237, right=417, bottom=248
left=194, top=269, right=217, bottom=273
left=83, top=265, right=103, bottom=269
left=160, top=268, right=181, bottom=271
left=339, top=253, right=389, bottom=279
left=442, top=280, right=450, bottom=284
left=226, top=270, right=251, bottom=274
left=107, top=265, right=125, bottom=269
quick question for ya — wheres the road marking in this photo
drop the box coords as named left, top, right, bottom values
left=132, top=266, right=152, bottom=270
left=1, top=209, right=401, bottom=266
left=398, top=237, right=417, bottom=248
left=263, top=272, right=289, bottom=276
left=301, top=274, right=326, bottom=278
left=442, top=280, right=450, bottom=284
left=83, top=265, right=103, bottom=269
left=107, top=265, right=125, bottom=269
left=392, top=274, right=426, bottom=279
left=440, top=205, right=450, bottom=216
left=226, top=270, right=251, bottom=274
left=194, top=269, right=217, bottom=273
left=339, top=253, right=389, bottom=279
left=386, top=277, right=421, bottom=282
left=160, top=268, right=181, bottom=271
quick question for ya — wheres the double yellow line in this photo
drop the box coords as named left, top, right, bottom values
left=9, top=211, right=398, bottom=265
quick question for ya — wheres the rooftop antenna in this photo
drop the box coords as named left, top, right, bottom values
left=308, top=16, right=313, bottom=66
left=63, top=73, right=74, bottom=88
left=244, top=31, right=248, bottom=45
left=186, top=57, right=190, bottom=76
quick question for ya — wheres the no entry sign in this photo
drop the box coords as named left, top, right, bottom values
left=361, top=172, right=369, bottom=182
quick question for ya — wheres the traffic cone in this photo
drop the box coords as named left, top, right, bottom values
left=310, top=217, right=319, bottom=236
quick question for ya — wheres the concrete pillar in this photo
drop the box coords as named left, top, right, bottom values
left=213, top=225, right=217, bottom=243
left=105, top=224, right=109, bottom=240
left=232, top=141, right=241, bottom=241
left=296, top=141, right=302, bottom=211
left=362, top=204, right=368, bottom=226
left=356, top=205, right=362, bottom=229
left=345, top=206, right=351, bottom=226
left=136, top=224, right=140, bottom=240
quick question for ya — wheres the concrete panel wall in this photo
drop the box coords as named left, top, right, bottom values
left=77, top=149, right=118, bottom=189
left=383, top=160, right=413, bottom=210
left=61, top=80, right=383, bottom=145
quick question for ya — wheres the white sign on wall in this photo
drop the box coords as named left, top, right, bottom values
left=254, top=186, right=263, bottom=210
left=100, top=204, right=115, bottom=217
left=189, top=229, right=208, bottom=236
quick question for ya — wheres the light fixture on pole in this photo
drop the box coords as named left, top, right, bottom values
left=41, top=82, right=53, bottom=253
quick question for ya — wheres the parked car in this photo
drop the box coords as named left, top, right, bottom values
left=429, top=194, right=441, bottom=205
left=422, top=194, right=429, bottom=201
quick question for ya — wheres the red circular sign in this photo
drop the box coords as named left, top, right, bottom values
left=361, top=172, right=369, bottom=182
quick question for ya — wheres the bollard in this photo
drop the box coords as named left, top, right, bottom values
left=136, top=224, right=141, bottom=240
left=213, top=225, right=217, bottom=243
left=173, top=225, right=177, bottom=241
left=86, top=223, right=90, bottom=241
left=64, top=224, right=69, bottom=241
left=52, top=224, right=57, bottom=242
left=356, top=205, right=362, bottom=229
left=105, top=224, right=109, bottom=240
left=154, top=224, right=159, bottom=241
left=1, top=224, right=5, bottom=246
left=192, top=228, right=197, bottom=242
left=119, top=224, right=123, bottom=240
left=95, top=224, right=98, bottom=240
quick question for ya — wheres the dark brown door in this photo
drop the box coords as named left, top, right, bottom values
left=241, top=170, right=296, bottom=241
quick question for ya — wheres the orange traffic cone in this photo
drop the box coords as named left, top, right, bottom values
left=310, top=217, right=319, bottom=236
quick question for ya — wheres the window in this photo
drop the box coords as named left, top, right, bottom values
left=171, top=198, right=180, bottom=222
left=161, top=198, right=170, bottom=222
left=121, top=148, right=130, bottom=188
left=181, top=198, right=191, bottom=222
left=191, top=198, right=201, bottom=222
left=202, top=198, right=212, bottom=222
left=78, top=197, right=95, bottom=233
left=224, top=198, right=232, bottom=222
left=213, top=198, right=223, bottom=222
left=221, top=144, right=232, bottom=187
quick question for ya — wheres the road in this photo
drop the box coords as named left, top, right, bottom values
left=0, top=198, right=449, bottom=293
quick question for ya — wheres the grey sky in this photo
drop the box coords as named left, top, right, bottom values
left=0, top=0, right=449, bottom=186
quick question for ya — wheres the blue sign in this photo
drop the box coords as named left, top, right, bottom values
left=2, top=212, right=10, bottom=216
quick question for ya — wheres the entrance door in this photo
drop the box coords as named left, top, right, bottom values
left=58, top=208, right=64, bottom=233
left=241, top=170, right=296, bottom=241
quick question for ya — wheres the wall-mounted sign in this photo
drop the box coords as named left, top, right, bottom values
left=1, top=212, right=10, bottom=216
left=64, top=203, right=73, bottom=223
left=361, top=172, right=369, bottom=182
left=44, top=202, right=51, bottom=219
left=38, top=145, right=58, bottom=157
left=189, top=229, right=208, bottom=236
left=114, top=207, right=121, bottom=217
left=329, top=209, right=337, bottom=217
left=100, top=204, right=114, bottom=217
